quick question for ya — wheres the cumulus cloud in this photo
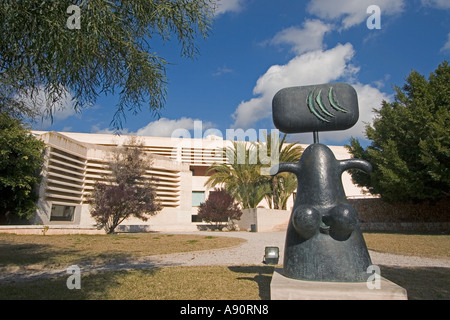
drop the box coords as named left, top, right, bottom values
left=288, top=83, right=391, bottom=144
left=323, top=82, right=391, bottom=142
left=230, top=5, right=394, bottom=143
left=231, top=44, right=389, bottom=141
left=90, top=125, right=129, bottom=135
left=18, top=85, right=77, bottom=129
left=307, top=0, right=405, bottom=29
left=215, top=0, right=245, bottom=15
left=270, top=19, right=332, bottom=55
left=90, top=117, right=216, bottom=138
left=232, top=43, right=359, bottom=129
left=135, top=117, right=215, bottom=137
left=213, top=65, right=234, bottom=76
left=440, top=33, right=450, bottom=53
left=421, top=0, right=450, bottom=9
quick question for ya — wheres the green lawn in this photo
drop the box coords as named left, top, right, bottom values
left=0, top=232, right=448, bottom=300
left=363, top=233, right=450, bottom=259
left=0, top=265, right=274, bottom=300
left=0, top=233, right=245, bottom=268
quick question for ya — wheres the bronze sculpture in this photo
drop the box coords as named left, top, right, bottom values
left=271, top=83, right=373, bottom=282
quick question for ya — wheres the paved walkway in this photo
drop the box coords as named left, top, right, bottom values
left=1, top=231, right=449, bottom=283
left=153, top=231, right=450, bottom=268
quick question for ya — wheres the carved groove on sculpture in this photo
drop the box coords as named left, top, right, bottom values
left=306, top=87, right=348, bottom=123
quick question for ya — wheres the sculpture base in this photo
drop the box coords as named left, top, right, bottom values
left=270, top=269, right=407, bottom=300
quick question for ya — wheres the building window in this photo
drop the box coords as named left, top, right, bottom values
left=191, top=215, right=203, bottom=223
left=192, top=191, right=205, bottom=207
left=190, top=166, right=211, bottom=177
left=50, top=205, right=75, bottom=222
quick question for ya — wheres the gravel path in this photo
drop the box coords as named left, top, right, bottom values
left=153, top=231, right=450, bottom=268
left=1, top=231, right=448, bottom=283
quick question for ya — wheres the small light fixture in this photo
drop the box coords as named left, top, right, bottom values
left=264, top=246, right=279, bottom=265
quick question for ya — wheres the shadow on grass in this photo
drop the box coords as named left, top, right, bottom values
left=0, top=242, right=56, bottom=266
left=0, top=241, right=141, bottom=269
left=228, top=266, right=275, bottom=300
left=0, top=267, right=161, bottom=300
left=228, top=265, right=450, bottom=300
left=379, top=265, right=450, bottom=300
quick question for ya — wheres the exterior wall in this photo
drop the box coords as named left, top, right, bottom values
left=31, top=131, right=194, bottom=231
left=238, top=208, right=291, bottom=232
left=28, top=131, right=374, bottom=232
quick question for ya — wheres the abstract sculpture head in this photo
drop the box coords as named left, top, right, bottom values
left=271, top=82, right=372, bottom=282
left=272, top=82, right=359, bottom=135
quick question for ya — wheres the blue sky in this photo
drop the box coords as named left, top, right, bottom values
left=33, top=0, right=450, bottom=146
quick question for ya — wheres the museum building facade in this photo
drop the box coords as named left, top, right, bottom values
left=31, top=131, right=370, bottom=232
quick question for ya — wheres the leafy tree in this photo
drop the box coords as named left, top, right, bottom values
left=0, top=112, right=44, bottom=221
left=197, top=188, right=242, bottom=230
left=205, top=141, right=269, bottom=209
left=0, top=0, right=216, bottom=127
left=89, top=137, right=161, bottom=233
left=346, top=61, right=450, bottom=203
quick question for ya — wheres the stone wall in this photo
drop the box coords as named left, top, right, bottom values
left=349, top=197, right=450, bottom=233
left=0, top=225, right=105, bottom=235
left=359, top=222, right=450, bottom=233
left=236, top=199, right=450, bottom=233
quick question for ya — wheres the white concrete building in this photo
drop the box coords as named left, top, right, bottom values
left=30, top=131, right=370, bottom=232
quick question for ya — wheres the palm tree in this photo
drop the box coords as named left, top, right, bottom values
left=205, top=135, right=304, bottom=210
left=205, top=141, right=270, bottom=209
left=260, top=132, right=303, bottom=210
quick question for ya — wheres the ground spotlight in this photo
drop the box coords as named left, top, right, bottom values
left=264, top=246, right=279, bottom=265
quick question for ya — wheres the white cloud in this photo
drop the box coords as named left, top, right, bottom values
left=232, top=43, right=358, bottom=129
left=307, top=0, right=405, bottom=29
left=421, top=0, right=450, bottom=9
left=61, top=126, right=73, bottom=132
left=215, top=0, right=245, bottom=15
left=135, top=117, right=215, bottom=137
left=228, top=1, right=401, bottom=142
left=213, top=65, right=234, bottom=76
left=18, top=86, right=77, bottom=129
left=90, top=117, right=216, bottom=138
left=90, top=125, right=130, bottom=135
left=322, top=83, right=391, bottom=142
left=288, top=83, right=390, bottom=144
left=270, top=19, right=332, bottom=55
left=230, top=10, right=393, bottom=143
left=440, top=33, right=450, bottom=53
